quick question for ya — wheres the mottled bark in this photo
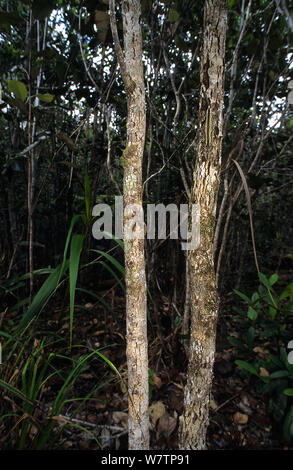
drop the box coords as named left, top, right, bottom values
left=109, top=0, right=149, bottom=450
left=179, top=0, right=227, bottom=450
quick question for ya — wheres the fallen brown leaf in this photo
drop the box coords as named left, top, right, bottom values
left=152, top=373, right=163, bottom=389
left=157, top=411, right=177, bottom=439
left=112, top=411, right=128, bottom=428
left=149, top=401, right=166, bottom=426
left=233, top=412, right=248, bottom=425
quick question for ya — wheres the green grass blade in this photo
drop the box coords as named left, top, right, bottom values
left=101, top=231, right=124, bottom=250
left=0, top=378, right=34, bottom=405
left=58, top=215, right=82, bottom=284
left=76, top=287, right=117, bottom=316
left=69, top=234, right=84, bottom=347
left=91, top=249, right=125, bottom=276
left=17, top=261, right=69, bottom=335
left=98, top=261, right=125, bottom=292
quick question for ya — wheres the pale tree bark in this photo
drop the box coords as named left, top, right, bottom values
left=179, top=0, right=227, bottom=450
left=109, top=0, right=149, bottom=450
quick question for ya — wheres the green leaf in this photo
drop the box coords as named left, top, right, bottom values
left=251, top=291, right=260, bottom=304
left=247, top=306, right=258, bottom=321
left=17, top=262, right=68, bottom=334
left=235, top=360, right=259, bottom=376
left=94, top=350, right=125, bottom=389
left=233, top=289, right=251, bottom=304
left=0, top=378, right=34, bottom=405
left=247, top=326, right=255, bottom=349
left=91, top=250, right=125, bottom=276
left=37, top=93, right=54, bottom=103
left=98, top=261, right=125, bottom=293
left=269, top=273, right=278, bottom=286
left=258, top=272, right=270, bottom=288
left=8, top=80, right=28, bottom=102
left=168, top=8, right=180, bottom=23
left=227, top=336, right=248, bottom=350
left=270, top=370, right=289, bottom=379
left=76, top=288, right=116, bottom=317
left=269, top=354, right=284, bottom=368
left=280, top=347, right=289, bottom=366
left=100, top=231, right=124, bottom=250
left=269, top=305, right=277, bottom=320
left=59, top=215, right=82, bottom=285
left=175, top=315, right=182, bottom=326
left=69, top=234, right=84, bottom=347
left=280, top=283, right=293, bottom=301
left=284, top=389, right=293, bottom=396
left=283, top=405, right=293, bottom=442
left=232, top=305, right=245, bottom=315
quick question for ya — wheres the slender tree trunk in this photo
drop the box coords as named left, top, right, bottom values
left=109, top=0, right=149, bottom=450
left=179, top=0, right=227, bottom=450
left=27, top=9, right=34, bottom=302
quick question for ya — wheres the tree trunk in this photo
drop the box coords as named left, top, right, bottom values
left=179, top=0, right=227, bottom=450
left=109, top=0, right=149, bottom=450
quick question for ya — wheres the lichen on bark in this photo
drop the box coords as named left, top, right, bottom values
left=179, top=0, right=227, bottom=450
left=121, top=144, right=138, bottom=168
left=110, top=0, right=149, bottom=450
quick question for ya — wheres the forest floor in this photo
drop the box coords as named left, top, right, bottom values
left=27, top=286, right=292, bottom=451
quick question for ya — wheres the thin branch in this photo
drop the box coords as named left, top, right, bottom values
left=109, top=0, right=128, bottom=84
left=143, top=129, right=193, bottom=189
left=105, top=104, right=122, bottom=195
left=78, top=12, right=100, bottom=93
